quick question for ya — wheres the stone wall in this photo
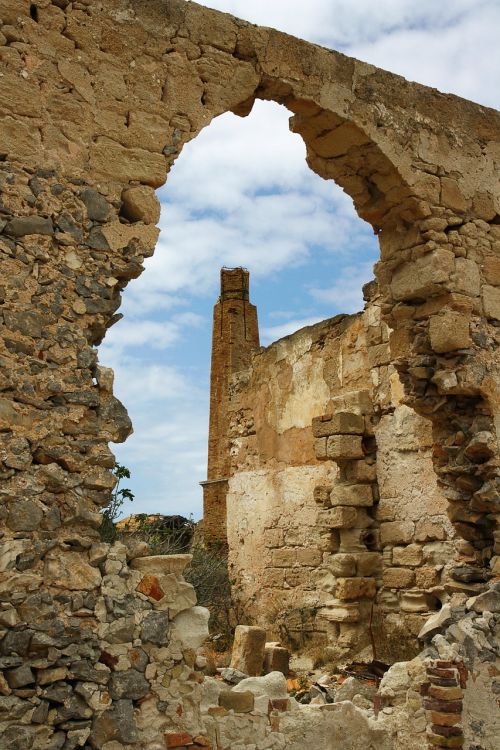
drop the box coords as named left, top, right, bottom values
left=0, top=0, right=499, bottom=746
left=225, top=293, right=457, bottom=661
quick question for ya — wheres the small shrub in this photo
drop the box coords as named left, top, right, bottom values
left=100, top=463, right=135, bottom=542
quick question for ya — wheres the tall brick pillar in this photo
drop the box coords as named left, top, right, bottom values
left=201, top=268, right=260, bottom=546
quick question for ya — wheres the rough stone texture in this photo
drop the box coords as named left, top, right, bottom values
left=223, top=292, right=455, bottom=660
left=230, top=625, right=267, bottom=676
left=0, top=0, right=499, bottom=747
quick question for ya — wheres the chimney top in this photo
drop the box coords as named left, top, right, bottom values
left=220, top=267, right=250, bottom=301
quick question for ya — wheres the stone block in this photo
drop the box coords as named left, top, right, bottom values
left=171, top=607, right=209, bottom=650
left=313, top=486, right=332, bottom=507
left=121, top=185, right=161, bottom=224
left=415, top=567, right=441, bottom=588
left=392, top=544, right=424, bottom=567
left=329, top=483, right=373, bottom=507
left=483, top=256, right=500, bottom=285
left=380, top=521, right=414, bottom=545
left=429, top=312, right=471, bottom=353
left=330, top=390, right=373, bottom=415
left=453, top=258, right=480, bottom=296
left=336, top=577, right=376, bottom=600
left=391, top=248, right=455, bottom=301
left=326, top=435, right=364, bottom=460
left=312, top=412, right=365, bottom=437
left=314, top=437, right=328, bottom=460
left=90, top=138, right=166, bottom=187
left=263, top=645, right=289, bottom=677
left=44, top=551, right=102, bottom=590
left=440, top=177, right=467, bottom=212
left=368, top=343, right=391, bottom=367
left=356, top=552, right=381, bottom=576
left=271, top=548, right=296, bottom=567
left=327, top=553, right=356, bottom=577
left=482, top=284, right=500, bottom=320
left=415, top=519, right=446, bottom=542
left=320, top=602, right=360, bottom=623
left=344, top=460, right=377, bottom=483
left=317, top=507, right=358, bottom=529
left=382, top=567, right=415, bottom=589
left=296, top=548, right=322, bottom=567
left=230, top=625, right=266, bottom=676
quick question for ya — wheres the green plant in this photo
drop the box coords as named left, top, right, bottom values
left=100, top=463, right=135, bottom=542
left=184, top=542, right=236, bottom=651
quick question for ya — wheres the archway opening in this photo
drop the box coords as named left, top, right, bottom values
left=100, top=99, right=379, bottom=523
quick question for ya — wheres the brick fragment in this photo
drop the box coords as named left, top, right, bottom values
left=423, top=699, right=462, bottom=713
left=430, top=712, right=462, bottom=727
left=428, top=685, right=463, bottom=701
left=427, top=731, right=463, bottom=748
left=165, top=732, right=193, bottom=748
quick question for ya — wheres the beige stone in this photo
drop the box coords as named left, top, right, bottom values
left=230, top=625, right=267, bottom=676
left=296, top=548, right=322, bottom=566
left=317, top=507, right=358, bottom=529
left=415, top=566, right=441, bottom=588
left=391, top=248, right=455, bottom=301
left=380, top=521, right=415, bottom=545
left=90, top=138, right=166, bottom=187
left=482, top=284, right=500, bottom=320
left=382, top=567, right=415, bottom=589
left=327, top=553, right=356, bottom=577
left=441, top=177, right=468, bottom=212
left=326, top=435, right=364, bottom=460
left=483, top=256, right=500, bottom=285
left=453, top=257, right=480, bottom=296
left=356, top=552, right=381, bottom=576
left=429, top=311, right=471, bottom=353
left=329, top=483, right=373, bottom=507
left=336, top=577, right=376, bottom=600
left=44, top=552, right=102, bottom=591
left=392, top=544, right=424, bottom=567
left=121, top=186, right=161, bottom=224
left=312, top=412, right=364, bottom=437
left=219, top=689, right=255, bottom=713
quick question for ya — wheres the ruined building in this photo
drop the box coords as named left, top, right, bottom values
left=204, top=268, right=458, bottom=662
left=0, top=0, right=499, bottom=749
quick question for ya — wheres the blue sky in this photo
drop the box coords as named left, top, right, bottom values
left=99, top=0, right=500, bottom=520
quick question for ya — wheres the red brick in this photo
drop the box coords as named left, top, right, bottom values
left=424, top=699, right=462, bottom=713
left=427, top=667, right=458, bottom=680
left=430, top=711, right=462, bottom=727
left=269, top=698, right=290, bottom=712
left=136, top=574, right=165, bottom=601
left=456, top=663, right=468, bottom=690
left=428, top=685, right=463, bottom=701
left=428, top=677, right=459, bottom=688
left=165, top=732, right=193, bottom=748
left=431, top=725, right=463, bottom=737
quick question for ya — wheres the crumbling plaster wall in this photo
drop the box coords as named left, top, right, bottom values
left=226, top=301, right=455, bottom=661
left=0, top=0, right=499, bottom=747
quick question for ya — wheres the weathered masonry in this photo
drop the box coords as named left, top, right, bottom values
left=0, top=0, right=499, bottom=748
left=207, top=273, right=456, bottom=662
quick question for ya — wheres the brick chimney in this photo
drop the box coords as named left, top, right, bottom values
left=201, top=268, right=260, bottom=546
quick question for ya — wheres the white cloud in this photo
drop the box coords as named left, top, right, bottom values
left=261, top=316, right=326, bottom=344
left=310, top=262, right=375, bottom=313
